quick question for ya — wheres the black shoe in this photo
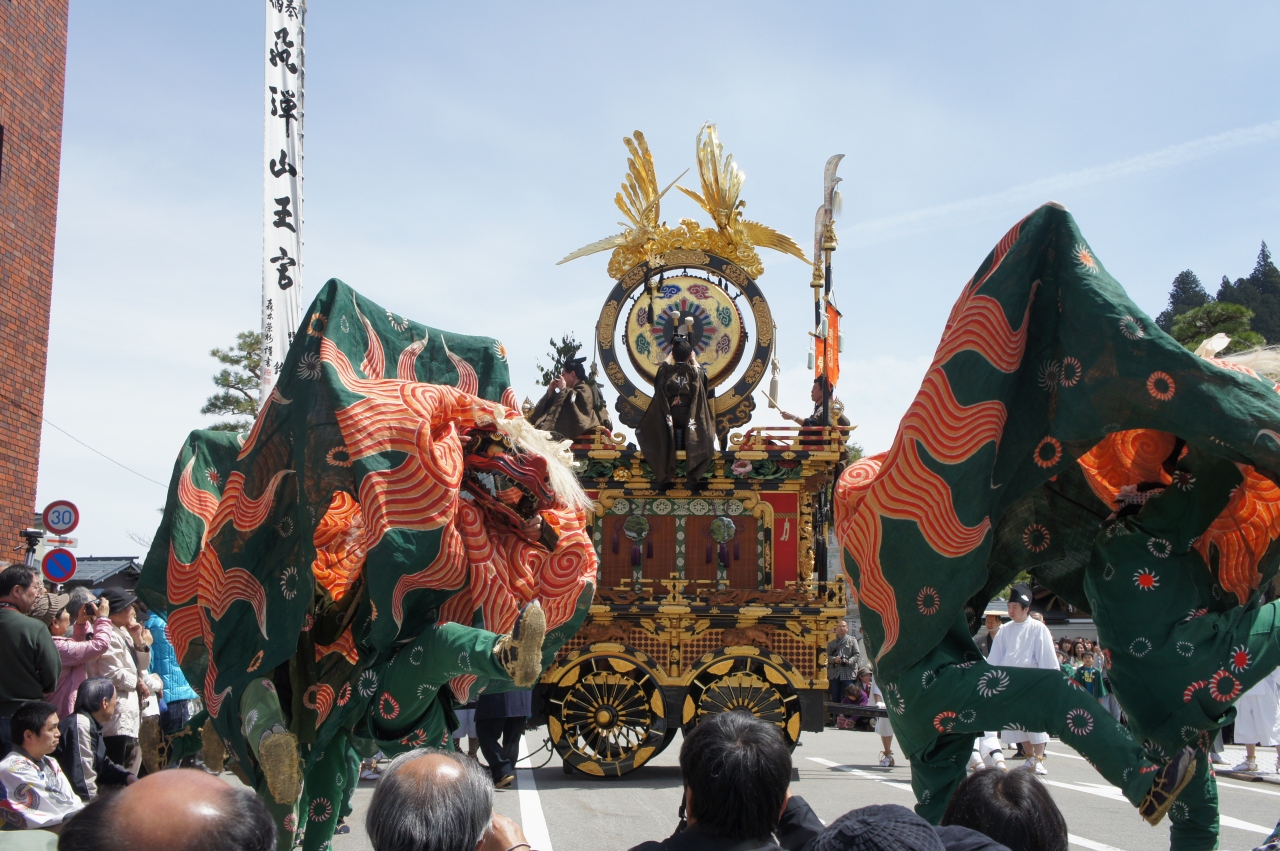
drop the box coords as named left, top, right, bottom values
left=495, top=774, right=515, bottom=789
left=1139, top=747, right=1195, bottom=826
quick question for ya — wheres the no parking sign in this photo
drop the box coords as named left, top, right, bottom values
left=42, top=548, right=77, bottom=583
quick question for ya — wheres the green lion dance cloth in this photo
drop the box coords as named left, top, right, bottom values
left=834, top=204, right=1280, bottom=849
left=137, top=280, right=597, bottom=849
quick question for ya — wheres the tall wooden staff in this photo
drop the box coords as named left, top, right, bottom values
left=811, top=155, right=843, bottom=429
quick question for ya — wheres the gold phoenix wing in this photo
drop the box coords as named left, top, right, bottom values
left=558, top=131, right=685, bottom=265
left=678, top=123, right=808, bottom=264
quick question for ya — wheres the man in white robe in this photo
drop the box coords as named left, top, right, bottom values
left=987, top=584, right=1059, bottom=775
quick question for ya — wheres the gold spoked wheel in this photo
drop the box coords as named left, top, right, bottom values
left=683, top=654, right=801, bottom=747
left=546, top=653, right=669, bottom=777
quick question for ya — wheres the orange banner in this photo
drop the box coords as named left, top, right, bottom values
left=815, top=302, right=841, bottom=387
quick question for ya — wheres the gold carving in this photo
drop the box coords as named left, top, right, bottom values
left=715, top=391, right=740, bottom=413
left=605, top=361, right=626, bottom=386
left=743, top=361, right=764, bottom=385
left=608, top=220, right=767, bottom=280
left=752, top=298, right=773, bottom=346
left=720, top=263, right=747, bottom=286
left=629, top=392, right=651, bottom=411
left=659, top=249, right=710, bottom=267
left=598, top=301, right=620, bottom=350
left=620, top=265, right=647, bottom=288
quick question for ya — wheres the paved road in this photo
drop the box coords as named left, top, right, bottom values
left=312, top=727, right=1279, bottom=851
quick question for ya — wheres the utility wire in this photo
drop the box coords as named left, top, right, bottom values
left=0, top=392, right=168, bottom=489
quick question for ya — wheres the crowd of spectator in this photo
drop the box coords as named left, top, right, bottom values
left=10, top=555, right=1275, bottom=850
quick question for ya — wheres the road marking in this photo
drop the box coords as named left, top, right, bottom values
left=806, top=757, right=914, bottom=791
left=1067, top=836, right=1125, bottom=851
left=1220, top=814, right=1271, bottom=835
left=1047, top=750, right=1088, bottom=761
left=517, top=735, right=553, bottom=851
left=808, top=759, right=1126, bottom=851
left=1041, top=779, right=1127, bottom=802
left=1216, top=778, right=1280, bottom=798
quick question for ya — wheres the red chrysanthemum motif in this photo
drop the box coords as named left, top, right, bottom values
left=933, top=711, right=958, bottom=733
left=1059, top=357, right=1082, bottom=387
left=1182, top=680, right=1208, bottom=703
left=399, top=728, right=427, bottom=747
left=205, top=469, right=222, bottom=487
left=337, top=682, right=352, bottom=706
left=1146, top=371, right=1176, bottom=401
left=1074, top=244, right=1099, bottom=273
left=1209, top=669, right=1242, bottom=702
left=916, top=586, right=940, bottom=616
left=379, top=692, right=400, bottom=719
left=1134, top=568, right=1159, bottom=590
left=308, top=797, right=332, bottom=823
left=1230, top=646, right=1252, bottom=672
left=1034, top=436, right=1063, bottom=469
left=283, top=815, right=298, bottom=833
left=246, top=650, right=264, bottom=672
left=1065, top=708, right=1094, bottom=736
left=1022, top=524, right=1050, bottom=553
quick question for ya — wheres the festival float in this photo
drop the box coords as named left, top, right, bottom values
left=533, top=125, right=855, bottom=776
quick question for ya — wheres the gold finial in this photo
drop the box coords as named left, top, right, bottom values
left=810, top=263, right=825, bottom=290
left=521, top=396, right=534, bottom=418
left=822, top=221, right=838, bottom=252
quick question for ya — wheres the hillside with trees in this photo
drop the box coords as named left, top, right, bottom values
left=1153, top=242, right=1277, bottom=354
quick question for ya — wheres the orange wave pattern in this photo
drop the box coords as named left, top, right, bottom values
left=834, top=215, right=1034, bottom=662
left=316, top=628, right=360, bottom=665
left=165, top=460, right=292, bottom=679
left=236, top=387, right=291, bottom=462
left=397, top=337, right=428, bottom=381
left=1194, top=467, right=1280, bottom=602
left=355, top=302, right=385, bottom=380
left=1077, top=430, right=1175, bottom=509
left=450, top=674, right=477, bottom=704
left=312, top=492, right=367, bottom=602
left=444, top=341, right=479, bottom=396
left=321, top=334, right=597, bottom=634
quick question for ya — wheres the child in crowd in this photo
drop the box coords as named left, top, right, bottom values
left=1057, top=650, right=1074, bottom=677
left=1071, top=650, right=1107, bottom=701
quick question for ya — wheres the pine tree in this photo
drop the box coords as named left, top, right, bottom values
left=1155, top=270, right=1210, bottom=332
left=535, top=335, right=584, bottom=386
left=1170, top=303, right=1265, bottom=354
left=1217, top=242, right=1280, bottom=343
left=201, top=330, right=263, bottom=432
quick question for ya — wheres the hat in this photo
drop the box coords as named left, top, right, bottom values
left=99, top=588, right=137, bottom=614
left=982, top=607, right=1007, bottom=619
left=1008, top=584, right=1033, bottom=608
left=811, top=805, right=945, bottom=851
left=29, top=592, right=70, bottom=626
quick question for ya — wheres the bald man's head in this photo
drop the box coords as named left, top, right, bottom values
left=59, top=768, right=276, bottom=851
left=367, top=748, right=493, bottom=851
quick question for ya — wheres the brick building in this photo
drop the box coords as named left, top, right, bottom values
left=0, top=1, right=70, bottom=555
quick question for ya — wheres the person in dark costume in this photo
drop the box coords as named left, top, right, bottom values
left=529, top=357, right=612, bottom=441
left=637, top=332, right=716, bottom=486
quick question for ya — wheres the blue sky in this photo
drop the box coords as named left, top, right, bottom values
left=39, top=2, right=1280, bottom=557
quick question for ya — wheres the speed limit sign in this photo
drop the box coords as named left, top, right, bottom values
left=42, top=501, right=79, bottom=535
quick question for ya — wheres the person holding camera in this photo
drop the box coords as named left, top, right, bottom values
left=826, top=619, right=860, bottom=705
left=42, top=588, right=112, bottom=720
left=84, top=589, right=152, bottom=776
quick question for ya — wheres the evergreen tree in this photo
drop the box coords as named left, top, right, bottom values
left=201, top=330, right=262, bottom=432
left=1155, top=270, right=1210, bottom=332
left=535, top=335, right=584, bottom=386
left=1170, top=302, right=1265, bottom=354
left=1217, top=242, right=1280, bottom=343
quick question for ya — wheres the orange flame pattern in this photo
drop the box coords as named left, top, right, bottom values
left=1077, top=430, right=1175, bottom=509
left=834, top=216, right=1034, bottom=662
left=1194, top=467, right=1280, bottom=602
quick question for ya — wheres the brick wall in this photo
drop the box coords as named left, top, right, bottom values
left=0, top=0, right=70, bottom=554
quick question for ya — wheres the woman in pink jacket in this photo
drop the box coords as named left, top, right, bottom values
left=38, top=589, right=113, bottom=718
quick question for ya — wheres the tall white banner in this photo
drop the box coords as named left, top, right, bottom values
left=260, top=0, right=305, bottom=402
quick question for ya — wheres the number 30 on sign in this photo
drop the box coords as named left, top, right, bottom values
left=42, top=501, right=79, bottom=535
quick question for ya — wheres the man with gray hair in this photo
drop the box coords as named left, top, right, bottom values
left=366, top=748, right=530, bottom=851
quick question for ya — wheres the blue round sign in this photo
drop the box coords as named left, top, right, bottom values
left=42, top=548, right=77, bottom=583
